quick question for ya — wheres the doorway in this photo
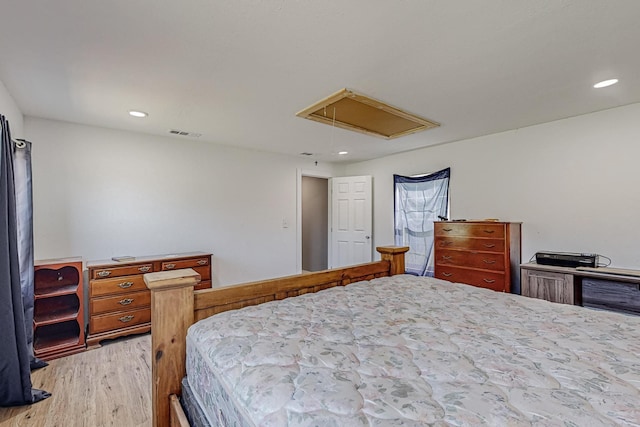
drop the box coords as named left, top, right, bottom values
left=301, top=176, right=328, bottom=272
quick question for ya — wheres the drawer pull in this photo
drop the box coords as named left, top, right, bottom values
left=138, top=266, right=151, bottom=272
left=118, top=281, right=134, bottom=289
left=118, top=315, right=135, bottom=323
left=442, top=272, right=453, bottom=277
left=196, top=259, right=208, bottom=266
left=442, top=256, right=453, bottom=261
left=440, top=241, right=453, bottom=246
left=164, top=263, right=176, bottom=270
left=442, top=228, right=453, bottom=232
left=483, top=230, right=495, bottom=234
left=118, top=298, right=134, bottom=306
left=483, top=279, right=496, bottom=283
left=97, top=271, right=111, bottom=277
left=483, top=244, right=496, bottom=248
left=482, top=260, right=496, bottom=264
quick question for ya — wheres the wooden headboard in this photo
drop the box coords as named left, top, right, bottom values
left=144, top=246, right=409, bottom=427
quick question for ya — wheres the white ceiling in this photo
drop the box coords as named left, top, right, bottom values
left=0, top=1, right=638, bottom=163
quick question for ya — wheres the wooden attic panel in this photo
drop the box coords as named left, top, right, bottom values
left=309, top=97, right=424, bottom=138
left=297, top=88, right=439, bottom=139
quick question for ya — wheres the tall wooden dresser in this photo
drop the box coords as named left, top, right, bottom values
left=86, top=252, right=211, bottom=347
left=434, top=221, right=521, bottom=293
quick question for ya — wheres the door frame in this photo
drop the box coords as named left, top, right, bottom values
left=296, top=168, right=332, bottom=274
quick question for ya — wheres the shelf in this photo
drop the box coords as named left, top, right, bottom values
left=34, top=266, right=79, bottom=297
left=35, top=283, right=79, bottom=298
left=583, top=278, right=640, bottom=315
left=33, top=258, right=85, bottom=360
left=34, top=320, right=81, bottom=353
left=34, top=294, right=80, bottom=326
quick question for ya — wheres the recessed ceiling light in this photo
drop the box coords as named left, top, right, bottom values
left=593, top=79, right=618, bottom=89
left=338, top=151, right=348, bottom=155
left=129, top=110, right=148, bottom=118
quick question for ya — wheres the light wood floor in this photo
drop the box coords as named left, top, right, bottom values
left=0, top=334, right=151, bottom=427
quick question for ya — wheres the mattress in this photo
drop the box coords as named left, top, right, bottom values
left=181, top=376, right=212, bottom=427
left=186, top=274, right=640, bottom=426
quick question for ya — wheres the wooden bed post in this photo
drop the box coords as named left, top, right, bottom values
left=377, top=246, right=409, bottom=275
left=144, top=269, right=201, bottom=427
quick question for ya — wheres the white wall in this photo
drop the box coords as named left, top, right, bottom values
left=345, top=103, right=640, bottom=270
left=0, top=78, right=23, bottom=137
left=21, top=102, right=640, bottom=287
left=25, top=117, right=338, bottom=286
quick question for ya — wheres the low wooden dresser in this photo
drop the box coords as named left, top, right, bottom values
left=521, top=263, right=640, bottom=315
left=434, top=221, right=521, bottom=293
left=86, top=251, right=212, bottom=347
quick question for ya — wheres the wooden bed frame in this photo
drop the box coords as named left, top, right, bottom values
left=143, top=246, right=409, bottom=427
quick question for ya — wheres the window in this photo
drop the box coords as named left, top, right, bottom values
left=394, top=168, right=450, bottom=276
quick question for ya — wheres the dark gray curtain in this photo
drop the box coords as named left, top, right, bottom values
left=14, top=138, right=46, bottom=370
left=394, top=168, right=450, bottom=276
left=0, top=114, right=49, bottom=406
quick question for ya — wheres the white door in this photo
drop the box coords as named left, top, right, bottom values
left=330, top=176, right=372, bottom=268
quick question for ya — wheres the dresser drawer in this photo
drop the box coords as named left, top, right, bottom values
left=90, top=290, right=150, bottom=315
left=162, top=257, right=211, bottom=281
left=90, top=275, right=148, bottom=297
left=159, top=264, right=210, bottom=282
left=195, top=280, right=211, bottom=291
left=436, top=250, right=505, bottom=271
left=435, top=266, right=507, bottom=292
left=192, top=265, right=211, bottom=281
left=435, top=236, right=505, bottom=252
left=90, top=307, right=151, bottom=335
left=435, top=222, right=505, bottom=238
left=161, top=257, right=209, bottom=271
left=91, top=263, right=154, bottom=279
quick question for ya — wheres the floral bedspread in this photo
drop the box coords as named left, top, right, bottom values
left=186, top=274, right=640, bottom=426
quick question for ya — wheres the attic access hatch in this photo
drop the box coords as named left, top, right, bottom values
left=296, top=88, right=439, bottom=139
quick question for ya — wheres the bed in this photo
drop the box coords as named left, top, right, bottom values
left=144, top=246, right=640, bottom=426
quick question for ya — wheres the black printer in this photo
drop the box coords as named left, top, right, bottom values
left=535, top=251, right=598, bottom=268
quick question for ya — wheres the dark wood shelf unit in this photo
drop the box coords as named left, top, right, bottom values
left=33, top=257, right=86, bottom=360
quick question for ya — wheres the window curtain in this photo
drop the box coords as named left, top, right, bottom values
left=0, top=114, right=49, bottom=406
left=14, top=138, right=47, bottom=371
left=394, top=168, right=450, bottom=276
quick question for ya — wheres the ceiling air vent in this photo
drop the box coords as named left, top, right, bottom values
left=169, top=129, right=202, bottom=138
left=296, top=88, right=439, bottom=139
